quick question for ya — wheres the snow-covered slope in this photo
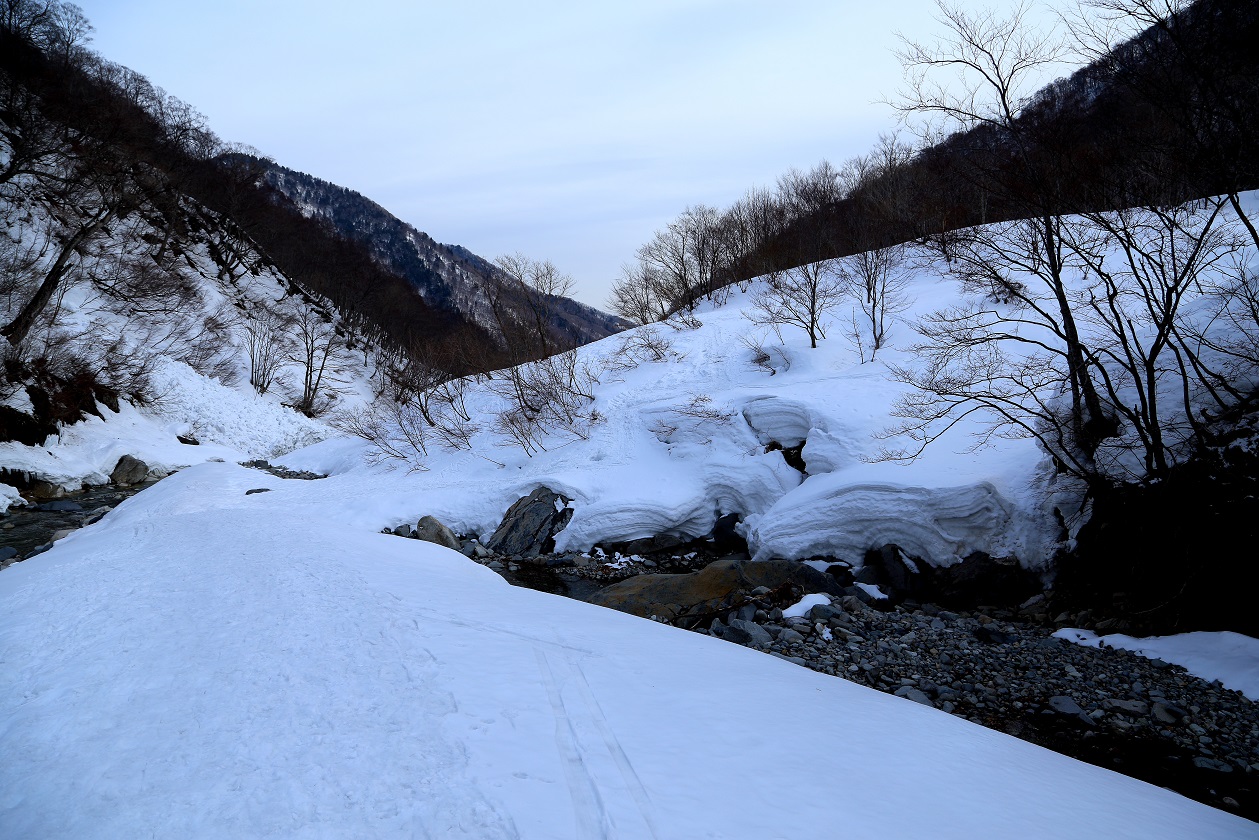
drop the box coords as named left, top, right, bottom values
left=1, top=462, right=1250, bottom=838
left=284, top=272, right=1068, bottom=574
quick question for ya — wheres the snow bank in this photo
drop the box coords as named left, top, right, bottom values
left=0, top=359, right=328, bottom=496
left=1056, top=629, right=1259, bottom=701
left=1, top=465, right=1250, bottom=838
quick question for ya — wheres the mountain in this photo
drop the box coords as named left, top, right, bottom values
left=257, top=161, right=626, bottom=347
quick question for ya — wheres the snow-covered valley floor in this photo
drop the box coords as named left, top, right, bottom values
left=1, top=461, right=1254, bottom=838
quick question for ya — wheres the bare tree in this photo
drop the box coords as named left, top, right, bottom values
left=892, top=1, right=1119, bottom=471
left=839, top=245, right=912, bottom=362
left=286, top=301, right=347, bottom=417
left=492, top=252, right=575, bottom=357
left=608, top=262, right=670, bottom=326
left=747, top=260, right=848, bottom=349
left=240, top=306, right=293, bottom=395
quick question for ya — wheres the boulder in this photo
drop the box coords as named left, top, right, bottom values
left=415, top=515, right=461, bottom=550
left=894, top=686, right=935, bottom=707
left=110, top=455, right=150, bottom=486
left=485, top=488, right=573, bottom=557
left=590, top=553, right=843, bottom=624
left=724, top=618, right=773, bottom=647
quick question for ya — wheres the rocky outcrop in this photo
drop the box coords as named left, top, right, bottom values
left=590, top=553, right=842, bottom=623
left=485, top=488, right=573, bottom=557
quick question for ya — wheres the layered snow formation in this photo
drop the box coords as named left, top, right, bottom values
left=274, top=271, right=1067, bottom=572
left=1, top=464, right=1251, bottom=839
left=1057, top=629, right=1259, bottom=701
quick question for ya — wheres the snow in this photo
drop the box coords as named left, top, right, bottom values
left=1056, top=628, right=1259, bottom=701
left=269, top=276, right=1064, bottom=574
left=0, top=359, right=326, bottom=509
left=1, top=463, right=1252, bottom=838
left=856, top=582, right=890, bottom=601
left=781, top=593, right=831, bottom=618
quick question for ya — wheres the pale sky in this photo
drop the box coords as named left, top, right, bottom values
left=74, top=0, right=991, bottom=307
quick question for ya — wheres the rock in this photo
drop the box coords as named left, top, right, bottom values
left=485, top=488, right=573, bottom=557
left=245, top=488, right=271, bottom=495
left=931, top=552, right=1041, bottom=607
left=604, top=533, right=688, bottom=556
left=1048, top=695, right=1094, bottom=726
left=726, top=618, right=772, bottom=647
left=0, top=546, right=17, bottom=562
left=590, top=554, right=842, bottom=623
left=415, top=515, right=461, bottom=550
left=26, top=480, right=64, bottom=501
left=839, top=594, right=871, bottom=613
left=894, top=686, right=935, bottom=707
left=1102, top=698, right=1150, bottom=715
left=110, top=455, right=150, bottom=486
left=1152, top=701, right=1186, bottom=724
left=392, top=523, right=412, bottom=538
left=176, top=434, right=200, bottom=445
left=1191, top=757, right=1233, bottom=773
left=49, top=528, right=74, bottom=543
left=864, top=545, right=922, bottom=596
left=778, top=628, right=805, bottom=645
left=36, top=500, right=82, bottom=512
left=1019, top=593, right=1046, bottom=610
left=973, top=625, right=1018, bottom=645
left=861, top=544, right=1041, bottom=608
left=808, top=603, right=842, bottom=622
left=708, top=512, right=746, bottom=553
left=823, top=562, right=855, bottom=587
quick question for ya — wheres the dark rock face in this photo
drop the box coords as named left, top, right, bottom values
left=590, top=553, right=843, bottom=623
left=109, top=455, right=150, bottom=486
left=485, top=488, right=573, bottom=558
left=861, top=544, right=1040, bottom=609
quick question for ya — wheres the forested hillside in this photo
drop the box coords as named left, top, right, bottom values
left=0, top=0, right=619, bottom=442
